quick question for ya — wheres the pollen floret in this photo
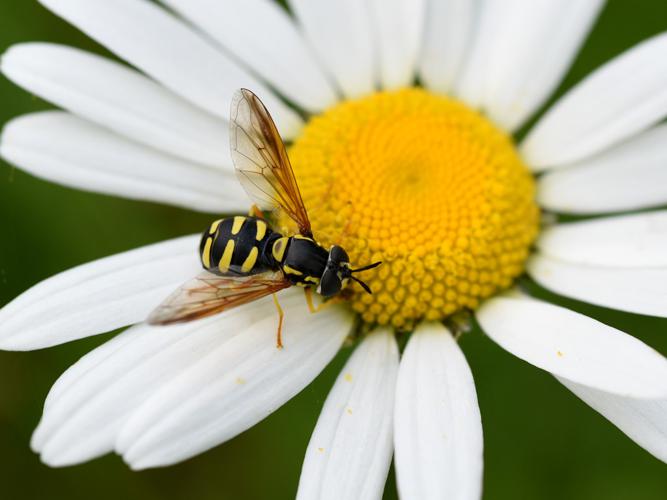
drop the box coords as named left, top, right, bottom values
left=288, top=88, right=539, bottom=329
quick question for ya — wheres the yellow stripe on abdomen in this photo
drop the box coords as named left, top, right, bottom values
left=218, top=240, right=235, bottom=273
left=202, top=237, right=213, bottom=268
left=255, top=220, right=268, bottom=241
left=231, top=216, right=245, bottom=235
left=241, top=247, right=259, bottom=273
left=209, top=219, right=222, bottom=235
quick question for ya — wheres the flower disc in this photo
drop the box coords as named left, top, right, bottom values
left=287, top=88, right=539, bottom=328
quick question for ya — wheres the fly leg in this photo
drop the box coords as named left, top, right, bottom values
left=304, top=287, right=344, bottom=313
left=272, top=293, right=284, bottom=349
left=249, top=204, right=265, bottom=219
left=305, top=287, right=322, bottom=313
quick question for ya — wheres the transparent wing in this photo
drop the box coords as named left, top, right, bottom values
left=148, top=270, right=290, bottom=325
left=229, top=88, right=312, bottom=236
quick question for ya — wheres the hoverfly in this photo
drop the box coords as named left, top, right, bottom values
left=148, top=89, right=381, bottom=347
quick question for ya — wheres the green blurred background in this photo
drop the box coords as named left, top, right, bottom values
left=0, top=1, right=666, bottom=499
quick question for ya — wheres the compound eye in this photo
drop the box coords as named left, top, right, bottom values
left=329, top=245, right=349, bottom=265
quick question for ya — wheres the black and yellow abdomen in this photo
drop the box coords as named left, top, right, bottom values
left=200, top=215, right=343, bottom=292
left=200, top=216, right=278, bottom=276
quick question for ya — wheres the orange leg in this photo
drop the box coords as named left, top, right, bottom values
left=304, top=287, right=344, bottom=313
left=305, top=287, right=321, bottom=314
left=249, top=204, right=265, bottom=219
left=272, top=293, right=284, bottom=349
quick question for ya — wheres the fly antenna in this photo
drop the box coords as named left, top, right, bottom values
left=349, top=261, right=382, bottom=273
left=351, top=276, right=373, bottom=294
left=343, top=261, right=380, bottom=294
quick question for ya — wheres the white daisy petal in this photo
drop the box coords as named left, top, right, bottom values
left=0, top=112, right=246, bottom=213
left=1, top=43, right=232, bottom=169
left=418, top=0, right=477, bottom=95
left=0, top=235, right=201, bottom=350
left=394, top=323, right=483, bottom=500
left=538, top=124, right=667, bottom=214
left=528, top=255, right=667, bottom=318
left=521, top=32, right=667, bottom=170
left=558, top=378, right=667, bottom=463
left=117, top=301, right=352, bottom=469
left=162, top=0, right=338, bottom=112
left=538, top=210, right=667, bottom=267
left=33, top=294, right=295, bottom=466
left=476, top=297, right=667, bottom=398
left=289, top=0, right=376, bottom=99
left=369, top=0, right=425, bottom=90
left=38, top=0, right=302, bottom=138
left=40, top=322, right=158, bottom=412
left=297, top=328, right=398, bottom=500
left=454, top=0, right=507, bottom=107
left=481, top=0, right=604, bottom=131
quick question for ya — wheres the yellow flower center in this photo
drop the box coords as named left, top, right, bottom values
left=287, top=88, right=539, bottom=329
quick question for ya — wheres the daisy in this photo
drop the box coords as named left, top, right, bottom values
left=1, top=0, right=666, bottom=498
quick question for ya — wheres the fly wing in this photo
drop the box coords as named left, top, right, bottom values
left=148, top=270, right=290, bottom=325
left=229, top=88, right=312, bottom=237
